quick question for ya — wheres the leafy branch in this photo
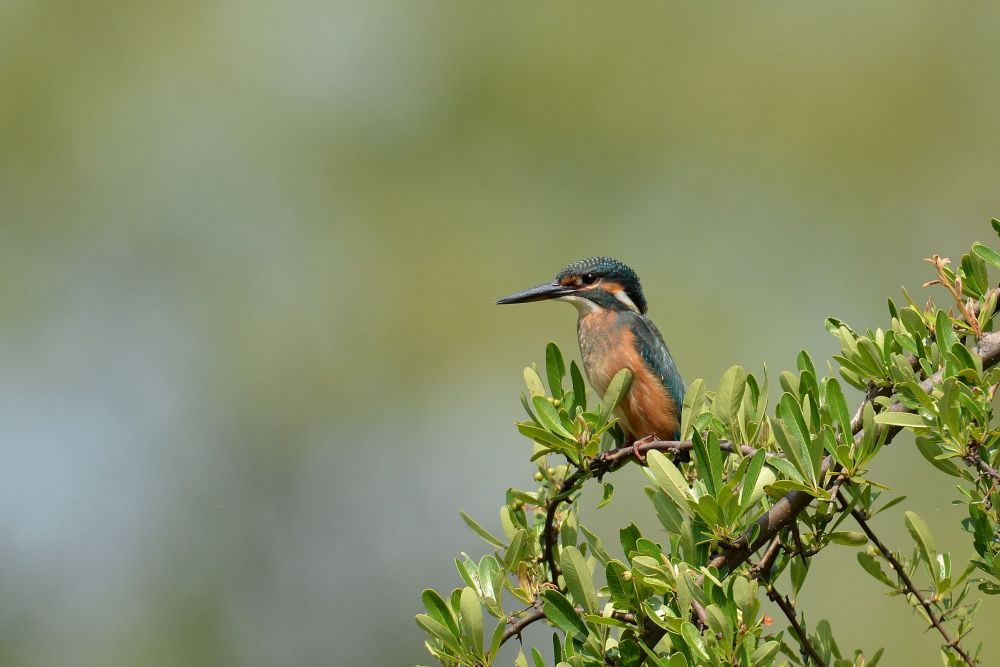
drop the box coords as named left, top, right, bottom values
left=417, top=218, right=1000, bottom=667
left=845, top=498, right=975, bottom=666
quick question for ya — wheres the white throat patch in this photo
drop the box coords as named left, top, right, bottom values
left=557, top=294, right=600, bottom=314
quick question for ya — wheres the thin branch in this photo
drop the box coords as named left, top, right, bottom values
left=691, top=599, right=709, bottom=629
left=844, top=496, right=976, bottom=666
left=850, top=381, right=892, bottom=434
left=498, top=606, right=636, bottom=648
left=592, top=438, right=760, bottom=476
left=750, top=535, right=784, bottom=581
left=500, top=608, right=547, bottom=645
left=966, top=450, right=1000, bottom=485
left=766, top=584, right=827, bottom=667
left=541, top=470, right=585, bottom=584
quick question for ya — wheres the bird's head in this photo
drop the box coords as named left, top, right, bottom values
left=497, top=256, right=647, bottom=315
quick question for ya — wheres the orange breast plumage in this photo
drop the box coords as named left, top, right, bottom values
left=578, top=311, right=678, bottom=441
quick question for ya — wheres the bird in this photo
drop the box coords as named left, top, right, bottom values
left=497, top=257, right=685, bottom=443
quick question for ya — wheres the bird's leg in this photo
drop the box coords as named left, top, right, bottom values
left=631, top=434, right=657, bottom=463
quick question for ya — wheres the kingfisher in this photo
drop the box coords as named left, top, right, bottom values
left=497, top=257, right=685, bottom=442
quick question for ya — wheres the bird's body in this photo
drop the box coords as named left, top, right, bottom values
left=498, top=257, right=684, bottom=442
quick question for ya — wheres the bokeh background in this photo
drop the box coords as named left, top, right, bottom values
left=3, top=2, right=1000, bottom=665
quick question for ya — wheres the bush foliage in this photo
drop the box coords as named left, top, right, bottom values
left=417, top=220, right=1000, bottom=667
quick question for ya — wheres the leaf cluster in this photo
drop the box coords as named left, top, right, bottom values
left=417, top=219, right=1000, bottom=667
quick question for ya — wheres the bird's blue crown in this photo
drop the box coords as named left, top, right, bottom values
left=556, top=257, right=647, bottom=314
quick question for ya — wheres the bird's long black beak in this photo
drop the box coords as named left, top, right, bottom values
left=496, top=281, right=573, bottom=305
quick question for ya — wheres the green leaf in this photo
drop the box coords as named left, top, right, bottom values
left=490, top=618, right=506, bottom=661
left=524, top=366, right=547, bottom=397
left=422, top=589, right=460, bottom=639
left=790, top=555, right=809, bottom=596
left=992, top=218, right=1000, bottom=237
left=581, top=526, right=611, bottom=566
left=825, top=378, right=852, bottom=438
left=680, top=621, right=710, bottom=662
left=620, top=523, right=642, bottom=558
left=704, top=604, right=732, bottom=646
left=797, top=349, right=817, bottom=379
left=777, top=394, right=817, bottom=486
left=570, top=360, right=588, bottom=411
left=899, top=306, right=928, bottom=339
left=874, top=410, right=928, bottom=429
left=767, top=479, right=821, bottom=496
left=606, top=560, right=631, bottom=608
left=935, top=309, right=959, bottom=355
left=456, top=557, right=480, bottom=596
left=618, top=639, right=643, bottom=667
left=646, top=450, right=692, bottom=513
left=766, top=455, right=803, bottom=483
left=915, top=437, right=964, bottom=477
left=545, top=342, right=566, bottom=399
left=499, top=506, right=518, bottom=540
left=415, top=614, right=463, bottom=654
left=637, top=641, right=672, bottom=667
left=750, top=641, right=780, bottom=666
left=714, top=366, right=747, bottom=428
left=739, top=449, right=766, bottom=511
left=459, top=511, right=506, bottom=548
left=973, top=242, right=1000, bottom=271
left=597, top=482, right=614, bottom=509
left=732, top=576, right=754, bottom=613
left=532, top=395, right=575, bottom=439
left=479, top=555, right=504, bottom=616
left=560, top=546, right=598, bottom=614
left=777, top=392, right=811, bottom=445
left=540, top=589, right=588, bottom=637
left=520, top=394, right=541, bottom=426
left=504, top=529, right=527, bottom=570
left=600, top=368, right=633, bottom=424
left=517, top=422, right=574, bottom=452
left=779, top=370, right=800, bottom=398
left=583, top=614, right=630, bottom=629
left=904, top=511, right=937, bottom=571
left=857, top=336, right=886, bottom=376
left=691, top=431, right=720, bottom=496
left=459, top=587, right=484, bottom=658
left=772, top=419, right=809, bottom=485
left=857, top=551, right=896, bottom=588
left=873, top=494, right=908, bottom=516
left=680, top=378, right=707, bottom=439
left=828, top=531, right=868, bottom=546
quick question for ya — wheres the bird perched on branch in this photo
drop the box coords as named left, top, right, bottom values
left=497, top=257, right=685, bottom=442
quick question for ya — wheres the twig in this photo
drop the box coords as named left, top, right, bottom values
left=499, top=606, right=636, bottom=648
left=588, top=438, right=762, bottom=479
left=691, top=599, right=709, bottom=630
left=750, top=535, right=784, bottom=581
left=500, top=608, right=547, bottom=645
left=766, top=584, right=827, bottom=666
left=844, top=496, right=976, bottom=666
left=541, top=471, right=584, bottom=584
left=966, top=450, right=1000, bottom=485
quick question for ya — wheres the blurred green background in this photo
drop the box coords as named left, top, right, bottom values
left=2, top=2, right=1000, bottom=665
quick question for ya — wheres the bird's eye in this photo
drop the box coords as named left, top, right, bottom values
left=581, top=273, right=597, bottom=285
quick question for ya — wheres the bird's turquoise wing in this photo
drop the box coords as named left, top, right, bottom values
left=627, top=313, right=686, bottom=438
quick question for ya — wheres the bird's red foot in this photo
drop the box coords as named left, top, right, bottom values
left=632, top=434, right=657, bottom=463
